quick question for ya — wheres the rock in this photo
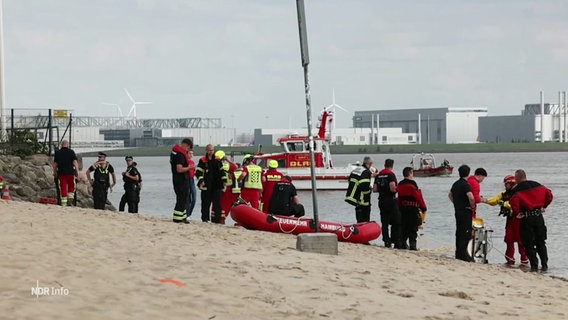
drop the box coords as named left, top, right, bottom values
left=0, top=154, right=116, bottom=211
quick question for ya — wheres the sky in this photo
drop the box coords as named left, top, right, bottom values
left=3, top=0, right=568, bottom=134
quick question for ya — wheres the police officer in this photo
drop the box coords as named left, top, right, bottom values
left=120, top=156, right=141, bottom=213
left=86, top=152, right=116, bottom=210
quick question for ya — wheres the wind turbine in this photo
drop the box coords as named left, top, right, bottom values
left=101, top=102, right=123, bottom=118
left=324, top=89, right=349, bottom=130
left=124, top=88, right=152, bottom=119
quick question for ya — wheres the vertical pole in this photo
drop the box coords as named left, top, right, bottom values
left=48, top=109, right=53, bottom=155
left=427, top=115, right=431, bottom=144
left=0, top=0, right=6, bottom=141
left=296, top=0, right=319, bottom=231
left=376, top=113, right=379, bottom=144
left=69, top=113, right=73, bottom=148
left=370, top=113, right=374, bottom=144
left=554, top=91, right=562, bottom=142
left=562, top=91, right=568, bottom=142
left=417, top=113, right=421, bottom=144
left=540, top=91, right=544, bottom=143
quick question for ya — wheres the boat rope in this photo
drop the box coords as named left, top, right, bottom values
left=277, top=216, right=302, bottom=234
left=339, top=225, right=354, bottom=240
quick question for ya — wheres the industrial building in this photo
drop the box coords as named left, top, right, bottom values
left=253, top=127, right=417, bottom=147
left=479, top=103, right=568, bottom=143
left=352, top=107, right=488, bottom=144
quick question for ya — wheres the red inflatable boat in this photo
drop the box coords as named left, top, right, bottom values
left=230, top=204, right=381, bottom=244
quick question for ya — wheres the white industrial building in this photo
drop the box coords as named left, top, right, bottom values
left=254, top=127, right=417, bottom=146
left=353, top=107, right=488, bottom=144
left=161, top=128, right=236, bottom=147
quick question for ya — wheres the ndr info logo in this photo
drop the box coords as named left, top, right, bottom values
left=31, top=280, right=70, bottom=298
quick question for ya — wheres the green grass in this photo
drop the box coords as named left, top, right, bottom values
left=79, top=142, right=568, bottom=157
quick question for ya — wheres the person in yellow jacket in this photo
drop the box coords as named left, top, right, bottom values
left=237, top=154, right=263, bottom=209
left=219, top=156, right=239, bottom=224
left=484, top=175, right=529, bottom=265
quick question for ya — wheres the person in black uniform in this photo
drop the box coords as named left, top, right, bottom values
left=373, top=159, right=401, bottom=248
left=448, top=164, right=476, bottom=262
left=120, top=161, right=143, bottom=213
left=195, top=144, right=225, bottom=223
left=268, top=176, right=305, bottom=217
left=170, top=138, right=193, bottom=223
left=86, top=152, right=116, bottom=210
left=119, top=156, right=141, bottom=213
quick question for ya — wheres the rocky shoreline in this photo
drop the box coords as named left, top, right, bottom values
left=0, top=154, right=116, bottom=210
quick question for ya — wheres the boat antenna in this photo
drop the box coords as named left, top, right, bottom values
left=296, top=0, right=319, bottom=232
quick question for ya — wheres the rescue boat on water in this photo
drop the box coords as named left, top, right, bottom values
left=411, top=153, right=453, bottom=177
left=252, top=109, right=357, bottom=190
left=231, top=204, right=381, bottom=244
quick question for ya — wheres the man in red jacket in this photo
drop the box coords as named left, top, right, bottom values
left=397, top=167, right=427, bottom=251
left=509, top=169, right=553, bottom=272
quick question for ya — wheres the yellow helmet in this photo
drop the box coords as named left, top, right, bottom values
left=242, top=154, right=252, bottom=162
left=268, top=159, right=278, bottom=169
left=214, top=150, right=225, bottom=160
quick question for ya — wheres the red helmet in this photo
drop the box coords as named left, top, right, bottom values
left=503, top=175, right=515, bottom=184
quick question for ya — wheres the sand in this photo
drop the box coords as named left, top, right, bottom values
left=1, top=200, right=567, bottom=320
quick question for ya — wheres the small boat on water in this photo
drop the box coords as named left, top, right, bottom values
left=231, top=204, right=381, bottom=244
left=252, top=109, right=357, bottom=190
left=411, top=153, right=453, bottom=177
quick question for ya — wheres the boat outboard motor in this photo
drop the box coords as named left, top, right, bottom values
left=467, top=218, right=493, bottom=264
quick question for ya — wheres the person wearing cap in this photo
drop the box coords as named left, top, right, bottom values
left=268, top=175, right=304, bottom=217
left=120, top=156, right=141, bottom=213
left=86, top=152, right=116, bottom=210
left=195, top=144, right=225, bottom=223
left=484, top=174, right=528, bottom=266
left=170, top=138, right=193, bottom=224
left=53, top=139, right=79, bottom=206
left=346, top=156, right=373, bottom=223
left=261, top=159, right=284, bottom=213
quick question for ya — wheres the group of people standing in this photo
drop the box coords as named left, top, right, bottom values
left=169, top=139, right=304, bottom=224
left=52, top=140, right=142, bottom=212
left=449, top=165, right=553, bottom=272
left=345, top=157, right=427, bottom=250
left=345, top=156, right=553, bottom=272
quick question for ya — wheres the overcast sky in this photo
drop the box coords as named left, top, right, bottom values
left=3, top=0, right=568, bottom=133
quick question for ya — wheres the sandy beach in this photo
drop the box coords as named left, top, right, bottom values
left=1, top=200, right=567, bottom=320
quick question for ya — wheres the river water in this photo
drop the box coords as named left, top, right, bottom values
left=84, top=152, right=568, bottom=278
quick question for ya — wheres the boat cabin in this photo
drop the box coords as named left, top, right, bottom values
left=254, top=136, right=333, bottom=170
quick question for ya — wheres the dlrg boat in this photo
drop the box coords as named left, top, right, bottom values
left=411, top=152, right=453, bottom=177
left=252, top=109, right=357, bottom=190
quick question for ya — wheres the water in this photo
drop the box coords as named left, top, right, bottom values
left=84, top=152, right=568, bottom=278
